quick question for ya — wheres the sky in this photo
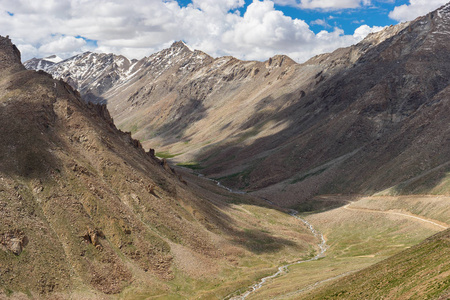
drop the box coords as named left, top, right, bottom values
left=1, top=0, right=448, bottom=63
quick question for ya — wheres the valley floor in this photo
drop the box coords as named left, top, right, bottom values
left=227, top=195, right=449, bottom=299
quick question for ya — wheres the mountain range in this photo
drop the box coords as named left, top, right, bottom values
left=25, top=3, right=450, bottom=207
left=2, top=2, right=449, bottom=299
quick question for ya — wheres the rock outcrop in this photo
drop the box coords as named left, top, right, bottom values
left=0, top=36, right=22, bottom=70
left=1, top=230, right=28, bottom=255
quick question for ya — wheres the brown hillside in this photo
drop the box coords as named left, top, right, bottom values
left=0, top=36, right=317, bottom=298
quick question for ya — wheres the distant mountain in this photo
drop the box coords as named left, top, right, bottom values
left=23, top=54, right=62, bottom=72
left=25, top=3, right=450, bottom=207
left=25, top=51, right=142, bottom=103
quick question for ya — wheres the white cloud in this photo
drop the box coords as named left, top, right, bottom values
left=300, top=0, right=363, bottom=9
left=310, top=19, right=329, bottom=27
left=352, top=24, right=384, bottom=40
left=39, top=36, right=86, bottom=54
left=191, top=0, right=245, bottom=13
left=389, top=0, right=448, bottom=22
left=219, top=1, right=315, bottom=60
left=273, top=0, right=371, bottom=9
left=0, top=0, right=386, bottom=63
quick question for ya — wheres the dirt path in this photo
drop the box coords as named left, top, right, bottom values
left=343, top=204, right=449, bottom=230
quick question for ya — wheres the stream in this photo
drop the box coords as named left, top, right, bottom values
left=182, top=168, right=329, bottom=299
left=227, top=210, right=328, bottom=300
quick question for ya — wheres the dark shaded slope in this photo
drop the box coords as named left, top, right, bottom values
left=196, top=4, right=450, bottom=204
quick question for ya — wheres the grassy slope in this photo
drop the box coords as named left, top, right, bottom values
left=243, top=196, right=448, bottom=299
left=303, top=228, right=450, bottom=300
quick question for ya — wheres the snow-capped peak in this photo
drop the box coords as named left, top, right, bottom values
left=43, top=55, right=63, bottom=63
left=170, top=41, right=194, bottom=52
left=23, top=55, right=62, bottom=72
left=436, top=2, right=450, bottom=18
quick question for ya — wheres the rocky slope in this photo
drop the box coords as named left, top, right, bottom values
left=1, top=36, right=316, bottom=298
left=25, top=4, right=450, bottom=207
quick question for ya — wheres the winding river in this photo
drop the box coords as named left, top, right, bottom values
left=182, top=168, right=328, bottom=299
left=227, top=210, right=328, bottom=300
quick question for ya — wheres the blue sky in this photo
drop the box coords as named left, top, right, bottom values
left=0, top=0, right=447, bottom=62
left=177, top=0, right=412, bottom=34
left=276, top=1, right=411, bottom=33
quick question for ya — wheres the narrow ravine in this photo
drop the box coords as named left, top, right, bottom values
left=227, top=210, right=328, bottom=300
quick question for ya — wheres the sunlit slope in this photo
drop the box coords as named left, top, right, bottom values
left=302, top=228, right=449, bottom=300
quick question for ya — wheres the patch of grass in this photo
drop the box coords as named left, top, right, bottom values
left=129, top=124, right=138, bottom=134
left=214, top=162, right=260, bottom=189
left=5, top=288, right=13, bottom=296
left=294, top=197, right=347, bottom=214
left=155, top=151, right=182, bottom=159
left=176, top=162, right=203, bottom=170
left=25, top=289, right=32, bottom=297
left=120, top=284, right=173, bottom=300
left=235, top=128, right=260, bottom=143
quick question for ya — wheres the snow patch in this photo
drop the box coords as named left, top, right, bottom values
left=44, top=55, right=63, bottom=63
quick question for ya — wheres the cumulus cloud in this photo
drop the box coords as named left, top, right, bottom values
left=310, top=19, right=330, bottom=27
left=389, top=0, right=448, bottom=22
left=352, top=24, right=384, bottom=39
left=39, top=36, right=86, bottom=54
left=0, top=0, right=386, bottom=63
left=222, top=1, right=313, bottom=52
left=273, top=0, right=371, bottom=9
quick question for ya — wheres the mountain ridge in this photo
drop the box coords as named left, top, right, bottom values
left=23, top=3, right=450, bottom=207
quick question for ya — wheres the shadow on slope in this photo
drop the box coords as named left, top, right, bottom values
left=0, top=70, right=63, bottom=179
left=145, top=97, right=208, bottom=144
left=190, top=14, right=450, bottom=205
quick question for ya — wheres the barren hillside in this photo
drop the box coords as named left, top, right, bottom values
left=0, top=36, right=317, bottom=299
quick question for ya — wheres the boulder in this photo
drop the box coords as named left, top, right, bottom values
left=1, top=229, right=28, bottom=255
